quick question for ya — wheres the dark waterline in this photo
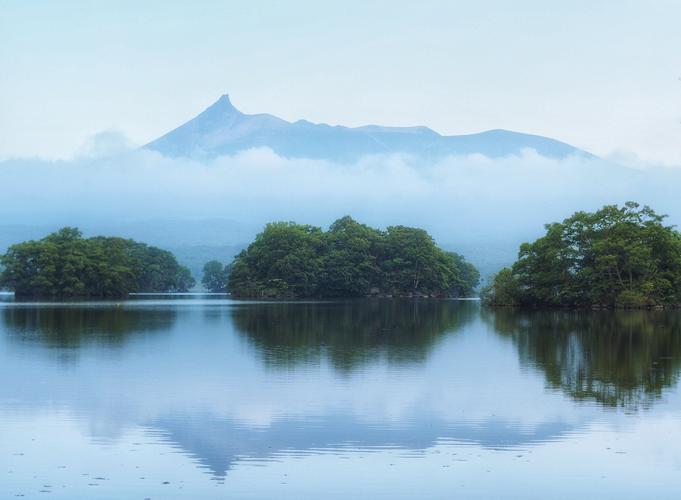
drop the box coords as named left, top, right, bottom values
left=1, top=296, right=681, bottom=498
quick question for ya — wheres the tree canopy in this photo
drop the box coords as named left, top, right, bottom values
left=228, top=216, right=479, bottom=298
left=0, top=227, right=195, bottom=297
left=201, top=260, right=231, bottom=293
left=482, top=203, right=681, bottom=308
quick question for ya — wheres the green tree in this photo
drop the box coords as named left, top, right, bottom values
left=228, top=217, right=479, bottom=299
left=229, top=222, right=324, bottom=298
left=448, top=252, right=481, bottom=297
left=202, top=260, right=230, bottom=292
left=0, top=228, right=195, bottom=297
left=317, top=216, right=382, bottom=297
left=379, top=226, right=468, bottom=296
left=483, top=203, right=681, bottom=308
left=480, top=267, right=518, bottom=305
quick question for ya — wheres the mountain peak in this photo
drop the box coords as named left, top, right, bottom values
left=208, top=93, right=239, bottom=114
left=146, top=94, right=589, bottom=161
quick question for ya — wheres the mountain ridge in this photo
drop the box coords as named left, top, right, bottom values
left=145, top=94, right=592, bottom=162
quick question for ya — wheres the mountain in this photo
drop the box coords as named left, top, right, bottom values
left=145, top=94, right=591, bottom=161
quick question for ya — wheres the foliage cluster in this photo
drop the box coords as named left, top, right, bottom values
left=0, top=227, right=195, bottom=297
left=227, top=216, right=479, bottom=298
left=202, top=260, right=231, bottom=292
left=482, top=203, right=681, bottom=308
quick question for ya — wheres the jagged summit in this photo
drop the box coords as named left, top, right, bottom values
left=217, top=93, right=233, bottom=105
left=190, top=94, right=245, bottom=127
left=145, top=94, right=591, bottom=161
left=209, top=94, right=240, bottom=114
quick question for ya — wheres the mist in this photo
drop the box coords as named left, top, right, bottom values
left=1, top=144, right=679, bottom=277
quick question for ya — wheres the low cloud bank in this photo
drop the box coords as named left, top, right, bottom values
left=0, top=146, right=678, bottom=252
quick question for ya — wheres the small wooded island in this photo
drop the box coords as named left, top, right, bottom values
left=7, top=203, right=678, bottom=307
left=0, top=227, right=194, bottom=297
left=227, top=216, right=480, bottom=298
left=0, top=218, right=478, bottom=300
left=482, top=203, right=681, bottom=308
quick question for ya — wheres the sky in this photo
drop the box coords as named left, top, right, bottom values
left=1, top=0, right=680, bottom=165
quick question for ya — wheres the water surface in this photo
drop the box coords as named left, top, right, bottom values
left=1, top=296, right=681, bottom=498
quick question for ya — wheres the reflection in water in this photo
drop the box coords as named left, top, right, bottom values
left=230, top=300, right=476, bottom=371
left=1, top=305, right=177, bottom=347
left=155, top=413, right=574, bottom=478
left=2, top=298, right=681, bottom=497
left=484, top=308, right=681, bottom=410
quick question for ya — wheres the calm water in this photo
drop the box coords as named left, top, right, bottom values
left=1, top=296, right=681, bottom=499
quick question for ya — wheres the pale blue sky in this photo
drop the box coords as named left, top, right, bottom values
left=1, top=0, right=680, bottom=163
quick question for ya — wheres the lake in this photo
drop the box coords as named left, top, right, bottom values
left=1, top=296, right=681, bottom=498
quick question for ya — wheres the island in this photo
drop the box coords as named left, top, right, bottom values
left=0, top=227, right=195, bottom=298
left=226, top=216, right=479, bottom=299
left=482, top=202, right=681, bottom=308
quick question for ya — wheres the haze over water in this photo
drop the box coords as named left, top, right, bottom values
left=1, top=296, right=680, bottom=499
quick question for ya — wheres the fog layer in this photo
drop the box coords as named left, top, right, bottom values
left=1, top=146, right=678, bottom=276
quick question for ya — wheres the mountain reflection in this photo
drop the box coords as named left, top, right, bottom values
left=0, top=306, right=177, bottom=347
left=484, top=308, right=681, bottom=410
left=154, top=413, right=575, bottom=478
left=230, top=300, right=476, bottom=371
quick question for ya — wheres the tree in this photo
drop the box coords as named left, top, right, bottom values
left=0, top=228, right=195, bottom=297
left=229, top=222, right=324, bottom=298
left=202, top=260, right=230, bottom=292
left=378, top=226, right=474, bottom=297
left=228, top=216, right=479, bottom=299
left=447, top=252, right=480, bottom=297
left=317, top=216, right=382, bottom=297
left=480, top=268, right=519, bottom=305
left=483, top=203, right=681, bottom=308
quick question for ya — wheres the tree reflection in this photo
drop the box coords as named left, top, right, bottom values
left=1, top=306, right=177, bottom=347
left=231, top=299, right=476, bottom=372
left=483, top=308, right=681, bottom=410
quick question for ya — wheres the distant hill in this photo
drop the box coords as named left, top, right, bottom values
left=145, top=94, right=591, bottom=161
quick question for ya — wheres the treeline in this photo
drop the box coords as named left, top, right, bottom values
left=482, top=203, right=681, bottom=308
left=224, top=216, right=479, bottom=299
left=0, top=227, right=194, bottom=297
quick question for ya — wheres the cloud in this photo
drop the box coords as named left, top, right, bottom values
left=77, top=130, right=135, bottom=159
left=0, top=146, right=679, bottom=249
